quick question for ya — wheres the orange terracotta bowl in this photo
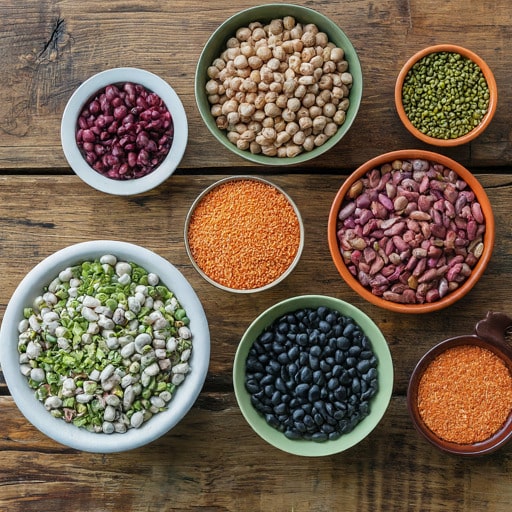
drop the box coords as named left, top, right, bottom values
left=407, top=312, right=512, bottom=456
left=327, top=149, right=495, bottom=314
left=395, top=44, right=497, bottom=147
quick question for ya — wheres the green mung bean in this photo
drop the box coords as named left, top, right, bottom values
left=17, top=254, right=193, bottom=434
left=401, top=51, right=490, bottom=139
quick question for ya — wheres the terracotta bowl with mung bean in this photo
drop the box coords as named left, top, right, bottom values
left=61, top=67, right=188, bottom=195
left=327, top=149, right=495, bottom=313
left=194, top=4, right=363, bottom=165
left=184, top=176, right=304, bottom=293
left=0, top=240, right=210, bottom=453
left=233, top=294, right=394, bottom=456
left=395, top=44, right=497, bottom=147
left=407, top=311, right=512, bottom=456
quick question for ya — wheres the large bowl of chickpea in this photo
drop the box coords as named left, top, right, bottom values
left=195, top=4, right=363, bottom=165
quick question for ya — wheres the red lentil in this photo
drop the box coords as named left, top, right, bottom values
left=417, top=345, right=512, bottom=444
left=187, top=179, right=301, bottom=290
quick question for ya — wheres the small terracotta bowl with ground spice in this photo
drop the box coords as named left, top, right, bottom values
left=407, top=311, right=512, bottom=456
left=184, top=176, right=304, bottom=293
left=61, top=67, right=188, bottom=196
left=327, top=149, right=495, bottom=314
left=395, top=44, right=497, bottom=147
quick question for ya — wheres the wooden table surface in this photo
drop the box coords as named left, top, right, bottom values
left=1, top=1, right=512, bottom=510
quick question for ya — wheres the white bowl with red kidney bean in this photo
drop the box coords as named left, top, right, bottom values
left=61, top=67, right=188, bottom=196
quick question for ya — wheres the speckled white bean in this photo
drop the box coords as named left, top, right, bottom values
left=180, top=348, right=191, bottom=362
left=81, top=306, right=99, bottom=322
left=118, top=273, right=131, bottom=286
left=134, top=333, right=152, bottom=353
left=45, top=396, right=62, bottom=409
left=115, top=261, right=132, bottom=276
left=26, top=340, right=42, bottom=359
left=147, top=273, right=159, bottom=286
left=172, top=362, right=190, bottom=375
left=104, top=405, right=117, bottom=422
left=58, top=268, right=74, bottom=282
left=100, top=254, right=117, bottom=266
left=130, top=410, right=144, bottom=428
left=144, top=362, right=160, bottom=377
left=83, top=296, right=101, bottom=308
left=172, top=373, right=185, bottom=386
left=76, top=393, right=93, bottom=404
left=178, top=326, right=192, bottom=340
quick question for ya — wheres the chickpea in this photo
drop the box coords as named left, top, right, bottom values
left=316, top=32, right=329, bottom=47
left=205, top=17, right=354, bottom=158
left=227, top=131, right=239, bottom=144
left=237, top=138, right=250, bottom=150
left=252, top=27, right=266, bottom=41
left=285, top=121, right=300, bottom=136
left=333, top=109, right=347, bottom=125
left=330, top=47, right=345, bottom=62
left=234, top=55, right=249, bottom=69
left=324, top=122, right=338, bottom=137
left=249, top=141, right=261, bottom=154
left=236, top=27, right=252, bottom=41
left=286, top=144, right=302, bottom=158
left=298, top=116, right=313, bottom=131
left=301, top=31, right=316, bottom=47
left=283, top=16, right=295, bottom=30
left=323, top=102, right=337, bottom=118
left=264, top=102, right=281, bottom=118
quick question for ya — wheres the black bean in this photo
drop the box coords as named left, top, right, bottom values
left=299, top=366, right=312, bottom=383
left=245, top=306, right=379, bottom=442
left=296, top=383, right=309, bottom=398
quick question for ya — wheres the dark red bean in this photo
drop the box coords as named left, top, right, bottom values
left=75, top=81, right=174, bottom=180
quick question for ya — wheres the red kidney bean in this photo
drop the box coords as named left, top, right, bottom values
left=337, top=159, right=487, bottom=305
left=75, top=82, right=174, bottom=180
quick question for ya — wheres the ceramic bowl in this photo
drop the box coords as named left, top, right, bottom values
left=328, top=149, right=495, bottom=314
left=395, top=44, right=497, bottom=147
left=407, top=311, right=512, bottom=456
left=195, top=3, right=362, bottom=165
left=184, top=176, right=304, bottom=293
left=233, top=295, right=393, bottom=456
left=0, top=240, right=210, bottom=453
left=61, top=67, right=188, bottom=195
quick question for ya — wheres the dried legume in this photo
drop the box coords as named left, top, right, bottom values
left=187, top=179, right=301, bottom=290
left=402, top=51, right=490, bottom=139
left=417, top=345, right=512, bottom=444
left=76, top=82, right=174, bottom=180
left=245, top=306, right=378, bottom=441
left=336, top=158, right=486, bottom=304
left=205, top=16, right=353, bottom=157
left=17, top=255, right=192, bottom=433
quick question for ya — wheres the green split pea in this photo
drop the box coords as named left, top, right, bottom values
left=401, top=51, right=490, bottom=139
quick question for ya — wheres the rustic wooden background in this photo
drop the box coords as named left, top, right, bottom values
left=1, top=1, right=512, bottom=511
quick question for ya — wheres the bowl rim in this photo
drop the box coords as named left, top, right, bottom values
left=327, top=149, right=495, bottom=314
left=394, top=44, right=498, bottom=147
left=233, top=294, right=394, bottom=456
left=61, top=67, right=188, bottom=196
left=184, top=175, right=305, bottom=293
left=407, top=334, right=512, bottom=456
left=0, top=240, right=210, bottom=453
left=194, top=3, right=363, bottom=166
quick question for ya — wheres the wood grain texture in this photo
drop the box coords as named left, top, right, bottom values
left=2, top=0, right=512, bottom=510
left=0, top=0, right=511, bottom=170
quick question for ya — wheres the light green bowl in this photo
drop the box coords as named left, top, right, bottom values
left=233, top=295, right=393, bottom=456
left=195, top=4, right=363, bottom=166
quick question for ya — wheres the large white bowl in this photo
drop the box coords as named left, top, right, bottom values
left=0, top=241, right=210, bottom=453
left=61, top=68, right=188, bottom=195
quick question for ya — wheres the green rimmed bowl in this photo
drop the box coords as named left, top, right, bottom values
left=233, top=295, right=393, bottom=456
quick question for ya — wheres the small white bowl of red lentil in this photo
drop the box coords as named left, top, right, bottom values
left=184, top=176, right=304, bottom=293
left=407, top=311, right=512, bottom=456
left=61, top=67, right=188, bottom=196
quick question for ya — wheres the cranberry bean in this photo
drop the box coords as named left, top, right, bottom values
left=75, top=82, right=174, bottom=180
left=336, top=159, right=486, bottom=305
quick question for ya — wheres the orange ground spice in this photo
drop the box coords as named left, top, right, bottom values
left=417, top=345, right=512, bottom=444
left=187, top=179, right=301, bottom=290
